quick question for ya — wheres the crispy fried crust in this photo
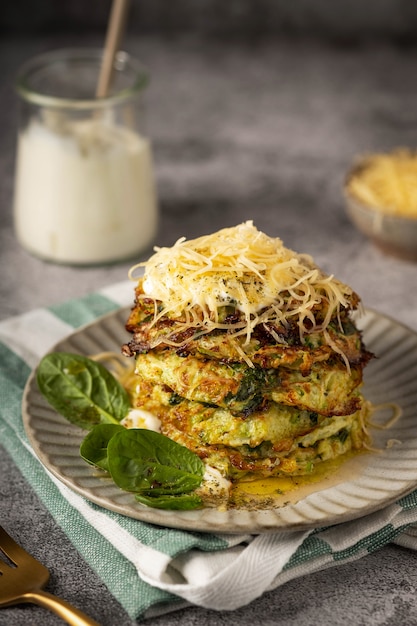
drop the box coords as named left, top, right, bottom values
left=122, top=281, right=372, bottom=369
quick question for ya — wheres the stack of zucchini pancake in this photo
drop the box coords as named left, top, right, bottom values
left=122, top=222, right=372, bottom=487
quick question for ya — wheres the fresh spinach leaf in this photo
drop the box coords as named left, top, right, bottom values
left=135, top=493, right=203, bottom=510
left=80, top=424, right=125, bottom=471
left=36, top=352, right=130, bottom=430
left=107, top=428, right=204, bottom=496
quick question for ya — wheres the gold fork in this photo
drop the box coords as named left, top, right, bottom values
left=0, top=525, right=100, bottom=625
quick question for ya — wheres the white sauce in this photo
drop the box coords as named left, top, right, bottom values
left=13, top=118, right=158, bottom=264
left=195, top=465, right=232, bottom=505
left=142, top=271, right=271, bottom=317
left=121, top=408, right=161, bottom=431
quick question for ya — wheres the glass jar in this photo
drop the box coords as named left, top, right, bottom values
left=13, top=48, right=158, bottom=265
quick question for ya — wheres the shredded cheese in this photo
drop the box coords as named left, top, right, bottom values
left=129, top=221, right=354, bottom=344
left=346, top=149, right=417, bottom=219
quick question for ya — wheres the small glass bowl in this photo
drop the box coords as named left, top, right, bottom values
left=344, top=154, right=417, bottom=262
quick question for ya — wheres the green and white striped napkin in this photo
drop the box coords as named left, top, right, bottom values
left=1, top=280, right=417, bottom=621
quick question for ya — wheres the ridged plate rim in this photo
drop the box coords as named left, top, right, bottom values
left=22, top=307, right=417, bottom=534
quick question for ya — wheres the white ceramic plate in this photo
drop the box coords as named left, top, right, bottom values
left=22, top=308, right=417, bottom=533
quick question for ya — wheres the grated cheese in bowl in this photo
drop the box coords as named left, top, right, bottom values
left=346, top=149, right=417, bottom=219
left=344, top=150, right=417, bottom=261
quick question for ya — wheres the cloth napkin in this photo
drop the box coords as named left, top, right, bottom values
left=1, top=279, right=417, bottom=621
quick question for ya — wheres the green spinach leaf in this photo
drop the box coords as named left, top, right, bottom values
left=37, top=352, right=130, bottom=429
left=107, top=428, right=204, bottom=496
left=80, top=424, right=125, bottom=471
left=135, top=493, right=203, bottom=510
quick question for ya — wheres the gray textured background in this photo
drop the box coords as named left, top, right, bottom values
left=3, top=0, right=417, bottom=42
left=1, top=3, right=417, bottom=625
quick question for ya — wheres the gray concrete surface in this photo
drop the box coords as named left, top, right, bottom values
left=1, top=34, right=417, bottom=625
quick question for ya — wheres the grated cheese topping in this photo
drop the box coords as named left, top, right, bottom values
left=129, top=221, right=354, bottom=343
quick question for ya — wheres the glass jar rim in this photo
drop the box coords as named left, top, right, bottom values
left=15, top=48, right=148, bottom=110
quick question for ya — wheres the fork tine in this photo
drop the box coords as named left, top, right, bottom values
left=0, top=526, right=27, bottom=565
left=0, top=525, right=49, bottom=607
left=0, top=525, right=101, bottom=625
left=0, top=525, right=49, bottom=587
left=0, top=526, right=42, bottom=568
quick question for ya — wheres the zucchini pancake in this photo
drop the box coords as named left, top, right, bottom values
left=122, top=222, right=373, bottom=489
